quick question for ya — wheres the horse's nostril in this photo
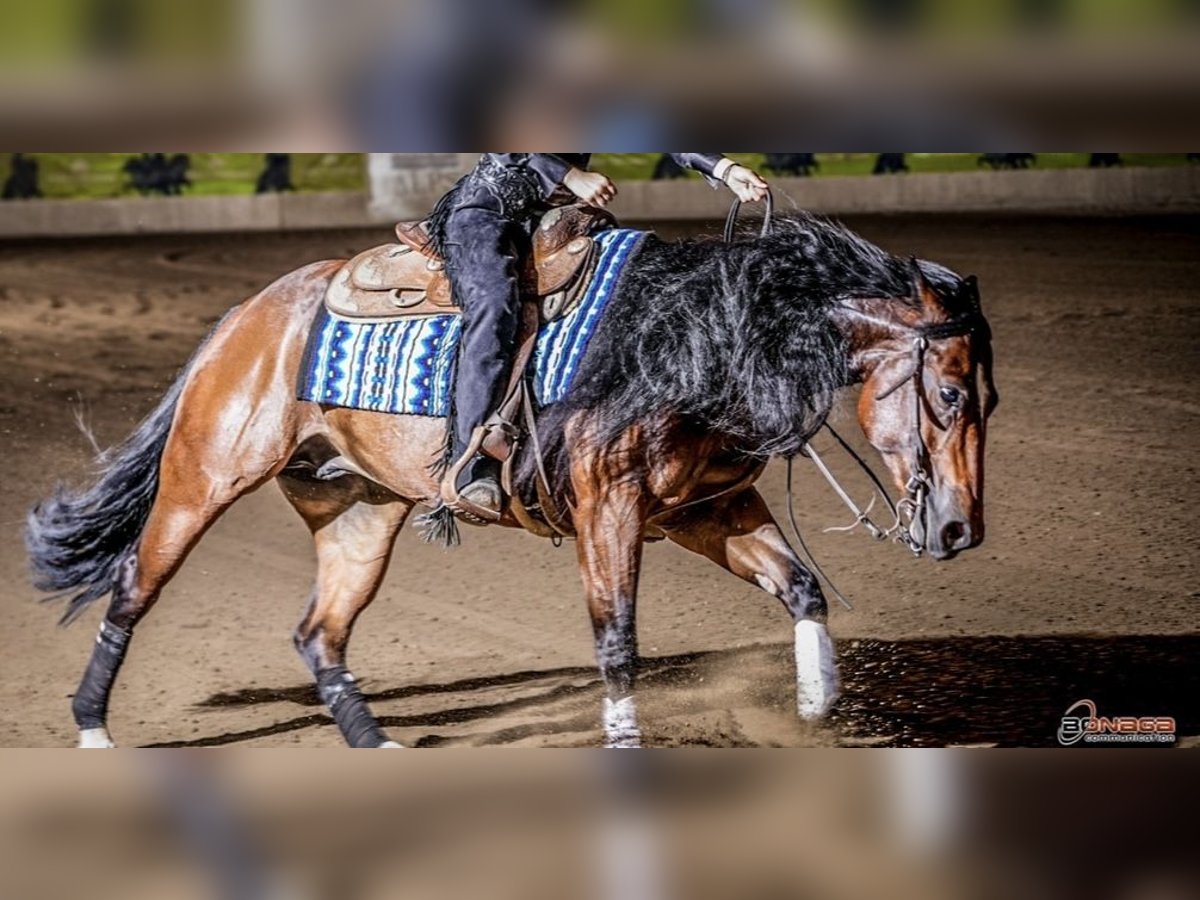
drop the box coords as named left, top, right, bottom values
left=941, top=521, right=970, bottom=551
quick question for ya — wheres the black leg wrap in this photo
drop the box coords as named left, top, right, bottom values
left=72, top=619, right=132, bottom=730
left=316, top=666, right=388, bottom=748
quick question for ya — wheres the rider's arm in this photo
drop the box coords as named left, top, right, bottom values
left=671, top=154, right=769, bottom=203
left=524, top=154, right=577, bottom=196
left=669, top=153, right=729, bottom=186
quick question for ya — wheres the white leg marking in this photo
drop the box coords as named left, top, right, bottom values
left=78, top=727, right=116, bottom=749
left=378, top=741, right=405, bottom=749
left=794, top=620, right=839, bottom=719
left=603, top=696, right=642, bottom=749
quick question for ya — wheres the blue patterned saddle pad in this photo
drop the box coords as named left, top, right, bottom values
left=298, top=229, right=645, bottom=417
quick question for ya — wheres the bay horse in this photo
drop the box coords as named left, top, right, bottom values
left=26, top=212, right=996, bottom=748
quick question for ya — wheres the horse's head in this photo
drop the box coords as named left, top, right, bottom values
left=854, top=263, right=998, bottom=560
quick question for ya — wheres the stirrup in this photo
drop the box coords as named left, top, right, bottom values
left=440, top=426, right=504, bottom=525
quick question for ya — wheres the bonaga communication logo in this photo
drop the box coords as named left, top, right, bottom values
left=1057, top=699, right=1176, bottom=746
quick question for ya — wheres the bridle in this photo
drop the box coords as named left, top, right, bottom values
left=805, top=275, right=993, bottom=560
left=723, top=189, right=994, bottom=608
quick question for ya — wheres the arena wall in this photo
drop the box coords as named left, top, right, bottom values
left=1, top=165, right=1198, bottom=239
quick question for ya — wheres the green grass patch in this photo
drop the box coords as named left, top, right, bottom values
left=0, top=153, right=365, bottom=199
left=593, top=152, right=1191, bottom=179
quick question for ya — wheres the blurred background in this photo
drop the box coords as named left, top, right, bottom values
left=0, top=754, right=1196, bottom=900
left=2, top=152, right=1198, bottom=237
left=1, top=0, right=1199, bottom=148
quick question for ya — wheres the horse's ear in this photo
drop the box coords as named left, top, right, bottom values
left=977, top=337, right=999, bottom=417
left=961, top=274, right=981, bottom=311
left=961, top=275, right=998, bottom=414
left=908, top=257, right=941, bottom=317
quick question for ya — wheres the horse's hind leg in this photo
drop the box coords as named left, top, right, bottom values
left=278, top=474, right=411, bottom=748
left=73, top=497, right=220, bottom=747
left=74, top=463, right=273, bottom=747
left=74, top=379, right=298, bottom=746
left=659, top=487, right=838, bottom=720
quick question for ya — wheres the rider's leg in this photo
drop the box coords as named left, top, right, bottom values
left=442, top=203, right=523, bottom=505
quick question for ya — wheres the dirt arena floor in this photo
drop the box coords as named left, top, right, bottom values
left=1, top=214, right=1196, bottom=748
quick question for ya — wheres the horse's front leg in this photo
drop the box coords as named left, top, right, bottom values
left=660, top=487, right=838, bottom=719
left=573, top=473, right=648, bottom=748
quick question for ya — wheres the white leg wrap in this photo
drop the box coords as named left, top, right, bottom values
left=78, top=727, right=116, bottom=749
left=603, top=696, right=642, bottom=749
left=794, top=620, right=839, bottom=719
left=378, top=741, right=405, bottom=749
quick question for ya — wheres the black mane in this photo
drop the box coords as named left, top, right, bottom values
left=518, top=213, right=962, bottom=499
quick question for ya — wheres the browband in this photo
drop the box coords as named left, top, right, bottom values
left=916, top=275, right=991, bottom=343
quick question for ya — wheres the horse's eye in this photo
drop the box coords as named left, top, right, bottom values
left=938, top=386, right=962, bottom=406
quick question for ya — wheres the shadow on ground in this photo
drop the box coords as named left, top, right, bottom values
left=142, top=635, right=1198, bottom=748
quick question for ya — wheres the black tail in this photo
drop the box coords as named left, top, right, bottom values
left=25, top=312, right=229, bottom=624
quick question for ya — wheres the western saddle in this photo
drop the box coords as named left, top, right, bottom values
left=322, top=203, right=618, bottom=527
left=324, top=203, right=616, bottom=324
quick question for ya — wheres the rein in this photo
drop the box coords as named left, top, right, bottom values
left=724, top=193, right=854, bottom=609
left=724, top=190, right=774, bottom=242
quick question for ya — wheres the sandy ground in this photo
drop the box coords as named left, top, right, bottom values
left=0, top=215, right=1196, bottom=748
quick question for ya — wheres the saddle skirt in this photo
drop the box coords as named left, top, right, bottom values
left=324, top=203, right=617, bottom=323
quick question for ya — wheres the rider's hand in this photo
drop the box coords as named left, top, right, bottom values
left=723, top=164, right=769, bottom=203
left=563, top=168, right=617, bottom=207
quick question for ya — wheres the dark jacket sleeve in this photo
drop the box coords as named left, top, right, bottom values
left=669, top=153, right=728, bottom=186
left=524, top=154, right=576, bottom=197
left=483, top=153, right=577, bottom=200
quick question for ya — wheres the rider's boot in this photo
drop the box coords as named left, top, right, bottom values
left=449, top=450, right=502, bottom=522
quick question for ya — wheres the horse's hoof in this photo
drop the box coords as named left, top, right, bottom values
left=78, top=727, right=116, bottom=748
left=794, top=620, right=839, bottom=720
left=378, top=741, right=405, bottom=749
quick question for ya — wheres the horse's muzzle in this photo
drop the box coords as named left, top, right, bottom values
left=924, top=501, right=983, bottom=560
